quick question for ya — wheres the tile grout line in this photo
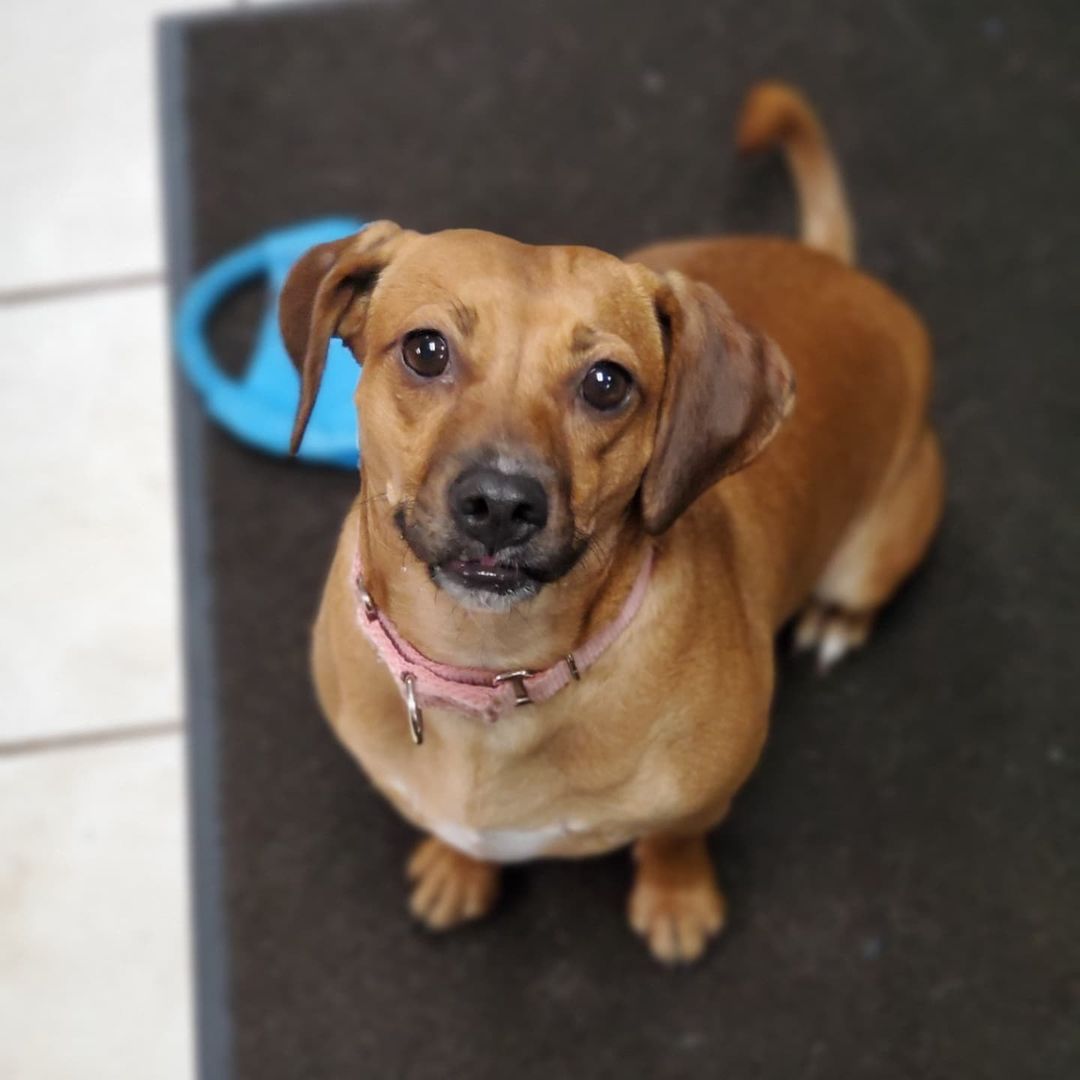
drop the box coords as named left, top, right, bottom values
left=0, top=270, right=165, bottom=308
left=0, top=719, right=184, bottom=759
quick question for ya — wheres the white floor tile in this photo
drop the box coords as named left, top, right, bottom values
left=0, top=0, right=228, bottom=292
left=0, top=286, right=181, bottom=744
left=0, top=734, right=193, bottom=1080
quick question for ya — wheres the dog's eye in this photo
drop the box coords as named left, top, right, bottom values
left=401, top=330, right=450, bottom=377
left=580, top=361, right=633, bottom=412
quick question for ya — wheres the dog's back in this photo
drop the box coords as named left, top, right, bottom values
left=631, top=82, right=941, bottom=645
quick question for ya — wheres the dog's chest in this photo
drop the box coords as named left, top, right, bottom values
left=422, top=817, right=580, bottom=863
left=369, top=705, right=664, bottom=863
left=385, top=773, right=637, bottom=862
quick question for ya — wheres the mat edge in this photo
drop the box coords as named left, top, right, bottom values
left=157, top=15, right=234, bottom=1080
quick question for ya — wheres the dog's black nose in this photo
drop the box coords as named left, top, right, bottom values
left=449, top=466, right=549, bottom=552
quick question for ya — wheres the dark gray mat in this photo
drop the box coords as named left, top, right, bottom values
left=160, top=2, right=1080, bottom=1077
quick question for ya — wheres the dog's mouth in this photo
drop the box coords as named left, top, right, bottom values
left=394, top=505, right=586, bottom=609
left=430, top=555, right=546, bottom=611
left=437, top=555, right=536, bottom=596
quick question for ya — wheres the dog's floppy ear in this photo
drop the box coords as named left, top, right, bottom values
left=279, top=220, right=412, bottom=455
left=639, top=271, right=795, bottom=534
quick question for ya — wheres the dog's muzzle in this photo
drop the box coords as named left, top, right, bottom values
left=395, top=457, right=583, bottom=607
left=435, top=463, right=550, bottom=599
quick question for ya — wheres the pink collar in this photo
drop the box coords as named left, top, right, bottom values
left=351, top=544, right=654, bottom=743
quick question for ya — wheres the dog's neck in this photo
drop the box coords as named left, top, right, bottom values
left=353, top=494, right=648, bottom=672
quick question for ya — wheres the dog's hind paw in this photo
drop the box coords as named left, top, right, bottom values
left=406, top=836, right=500, bottom=931
left=793, top=602, right=873, bottom=673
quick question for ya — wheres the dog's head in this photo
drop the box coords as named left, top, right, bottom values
left=281, top=222, right=793, bottom=611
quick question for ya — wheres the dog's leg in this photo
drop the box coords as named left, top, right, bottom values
left=795, top=427, right=945, bottom=670
left=628, top=833, right=726, bottom=965
left=406, top=836, right=500, bottom=931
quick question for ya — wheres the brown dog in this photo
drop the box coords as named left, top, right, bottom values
left=279, top=82, right=943, bottom=964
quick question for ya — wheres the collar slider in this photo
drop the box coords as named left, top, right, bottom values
left=492, top=668, right=535, bottom=706
left=356, top=574, right=378, bottom=621
left=402, top=672, right=424, bottom=745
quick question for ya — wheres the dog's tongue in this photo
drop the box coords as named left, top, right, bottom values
left=479, top=555, right=498, bottom=568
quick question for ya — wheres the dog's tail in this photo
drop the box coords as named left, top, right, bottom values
left=736, top=81, right=856, bottom=265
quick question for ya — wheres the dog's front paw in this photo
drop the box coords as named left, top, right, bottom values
left=628, top=836, right=727, bottom=965
left=406, top=836, right=500, bottom=931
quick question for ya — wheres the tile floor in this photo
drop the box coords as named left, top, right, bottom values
left=0, top=1, right=320, bottom=1077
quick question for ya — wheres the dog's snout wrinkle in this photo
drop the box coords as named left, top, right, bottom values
left=449, top=466, right=549, bottom=553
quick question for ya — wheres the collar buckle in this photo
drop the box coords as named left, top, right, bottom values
left=492, top=668, right=535, bottom=706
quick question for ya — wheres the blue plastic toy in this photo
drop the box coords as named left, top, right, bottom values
left=174, top=217, right=366, bottom=469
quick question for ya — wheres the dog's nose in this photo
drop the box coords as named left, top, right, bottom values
left=449, top=466, right=549, bottom=552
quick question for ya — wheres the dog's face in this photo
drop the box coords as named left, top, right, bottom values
left=281, top=223, right=794, bottom=611
left=343, top=228, right=668, bottom=611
